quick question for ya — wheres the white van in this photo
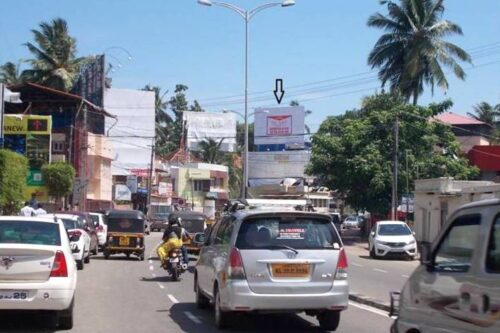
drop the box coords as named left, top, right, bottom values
left=391, top=199, right=500, bottom=333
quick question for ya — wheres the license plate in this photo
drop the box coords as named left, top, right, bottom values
left=271, top=264, right=310, bottom=278
left=0, top=290, right=29, bottom=301
left=169, top=258, right=180, bottom=263
left=119, top=237, right=130, bottom=246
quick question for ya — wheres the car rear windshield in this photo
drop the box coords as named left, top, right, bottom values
left=182, top=219, right=205, bottom=234
left=107, top=218, right=143, bottom=233
left=0, top=221, right=61, bottom=246
left=378, top=224, right=411, bottom=236
left=236, top=217, right=341, bottom=250
left=61, top=218, right=79, bottom=230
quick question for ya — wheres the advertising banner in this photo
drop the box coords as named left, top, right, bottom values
left=73, top=55, right=105, bottom=107
left=114, top=184, right=132, bottom=201
left=183, top=111, right=236, bottom=152
left=254, top=106, right=305, bottom=146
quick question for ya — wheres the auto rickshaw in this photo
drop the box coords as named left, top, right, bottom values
left=169, top=211, right=208, bottom=254
left=103, top=210, right=146, bottom=260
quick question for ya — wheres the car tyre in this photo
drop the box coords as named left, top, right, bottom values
left=195, top=276, right=210, bottom=309
left=104, top=249, right=110, bottom=260
left=84, top=252, right=90, bottom=264
left=76, top=259, right=84, bottom=270
left=214, top=286, right=232, bottom=329
left=139, top=253, right=145, bottom=261
left=92, top=243, right=98, bottom=255
left=318, top=310, right=340, bottom=331
left=370, top=247, right=377, bottom=259
left=58, top=298, right=74, bottom=330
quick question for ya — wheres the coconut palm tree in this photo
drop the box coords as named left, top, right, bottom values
left=22, top=18, right=85, bottom=91
left=142, top=85, right=174, bottom=155
left=368, top=0, right=471, bottom=105
left=0, top=62, right=24, bottom=85
left=467, top=102, right=500, bottom=128
left=198, top=138, right=224, bottom=164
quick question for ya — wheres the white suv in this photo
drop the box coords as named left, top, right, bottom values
left=194, top=210, right=348, bottom=330
left=0, top=216, right=77, bottom=329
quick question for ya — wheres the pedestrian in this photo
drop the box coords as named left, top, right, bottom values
left=19, top=201, right=36, bottom=217
left=28, top=193, right=38, bottom=209
left=35, top=203, right=47, bottom=216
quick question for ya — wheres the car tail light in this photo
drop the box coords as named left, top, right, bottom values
left=335, top=248, right=348, bottom=280
left=96, top=225, right=104, bottom=232
left=50, top=251, right=68, bottom=277
left=68, top=230, right=81, bottom=241
left=228, top=247, right=246, bottom=280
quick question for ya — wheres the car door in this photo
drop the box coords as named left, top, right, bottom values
left=413, top=212, right=483, bottom=333
left=78, top=218, right=90, bottom=254
left=197, top=220, right=222, bottom=297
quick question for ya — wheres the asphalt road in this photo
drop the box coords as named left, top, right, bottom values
left=0, top=233, right=394, bottom=333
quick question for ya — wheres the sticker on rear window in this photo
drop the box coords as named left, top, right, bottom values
left=277, top=228, right=305, bottom=240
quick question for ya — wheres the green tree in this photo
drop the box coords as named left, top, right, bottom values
left=142, top=85, right=172, bottom=155
left=367, top=0, right=471, bottom=105
left=22, top=18, right=86, bottom=91
left=197, top=138, right=224, bottom=164
left=0, top=62, right=24, bottom=85
left=0, top=150, right=29, bottom=215
left=467, top=102, right=500, bottom=128
left=41, top=162, right=75, bottom=206
left=306, top=93, right=478, bottom=216
left=236, top=122, right=254, bottom=152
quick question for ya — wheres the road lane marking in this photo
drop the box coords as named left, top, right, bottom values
left=149, top=265, right=154, bottom=271
left=373, top=268, right=388, bottom=273
left=351, top=262, right=363, bottom=267
left=168, top=294, right=179, bottom=304
left=185, top=311, right=202, bottom=324
left=349, top=301, right=389, bottom=317
left=402, top=274, right=410, bottom=278
left=158, top=283, right=165, bottom=289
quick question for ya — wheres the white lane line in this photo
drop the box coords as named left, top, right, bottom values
left=168, top=294, right=180, bottom=304
left=351, top=262, right=363, bottom=267
left=149, top=265, right=154, bottom=271
left=152, top=273, right=157, bottom=278
left=184, top=311, right=202, bottom=324
left=373, top=268, right=388, bottom=273
left=148, top=260, right=153, bottom=264
left=157, top=283, right=165, bottom=290
left=402, top=274, right=410, bottom=278
left=349, top=301, right=389, bottom=317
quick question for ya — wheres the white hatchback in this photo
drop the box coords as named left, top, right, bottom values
left=368, top=221, right=417, bottom=260
left=0, top=216, right=77, bottom=329
left=90, top=212, right=107, bottom=248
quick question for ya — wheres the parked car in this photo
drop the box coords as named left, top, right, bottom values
left=42, top=214, right=91, bottom=270
left=194, top=209, right=348, bottom=330
left=0, top=216, right=77, bottom=329
left=343, top=215, right=363, bottom=229
left=329, top=213, right=342, bottom=233
left=391, top=198, right=500, bottom=333
left=70, top=211, right=98, bottom=255
left=89, top=212, right=107, bottom=248
left=368, top=221, right=417, bottom=260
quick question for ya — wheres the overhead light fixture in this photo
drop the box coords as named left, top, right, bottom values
left=282, top=0, right=295, bottom=7
left=198, top=0, right=213, bottom=6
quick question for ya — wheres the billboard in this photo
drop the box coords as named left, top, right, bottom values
left=72, top=55, right=105, bottom=107
left=183, top=111, right=236, bottom=152
left=247, top=150, right=311, bottom=184
left=254, top=106, right=305, bottom=146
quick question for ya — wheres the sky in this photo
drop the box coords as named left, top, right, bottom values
left=1, top=0, right=499, bottom=132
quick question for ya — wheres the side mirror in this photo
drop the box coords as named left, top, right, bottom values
left=370, top=231, right=375, bottom=237
left=193, top=233, right=206, bottom=245
left=420, top=241, right=432, bottom=268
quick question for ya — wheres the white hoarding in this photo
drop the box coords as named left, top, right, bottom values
left=254, top=106, right=305, bottom=146
left=248, top=150, right=311, bottom=185
left=183, top=111, right=236, bottom=152
left=114, top=184, right=132, bottom=201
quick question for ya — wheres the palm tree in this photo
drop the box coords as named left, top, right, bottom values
left=0, top=62, right=24, bottom=85
left=467, top=102, right=500, bottom=128
left=198, top=138, right=224, bottom=164
left=368, top=0, right=471, bottom=105
left=142, top=85, right=173, bottom=155
left=22, top=18, right=85, bottom=91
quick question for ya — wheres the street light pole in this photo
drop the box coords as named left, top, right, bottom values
left=198, top=0, right=295, bottom=198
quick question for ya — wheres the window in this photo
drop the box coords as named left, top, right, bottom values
left=193, top=180, right=203, bottom=192
left=378, top=224, right=411, bottom=236
left=0, top=221, right=61, bottom=246
left=214, top=217, right=235, bottom=245
left=52, top=141, right=65, bottom=153
left=433, top=215, right=481, bottom=273
left=486, top=216, right=500, bottom=273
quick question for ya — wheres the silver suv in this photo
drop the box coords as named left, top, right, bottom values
left=194, top=209, right=348, bottom=330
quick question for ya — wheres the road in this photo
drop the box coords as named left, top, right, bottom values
left=342, top=229, right=419, bottom=305
left=0, top=232, right=393, bottom=333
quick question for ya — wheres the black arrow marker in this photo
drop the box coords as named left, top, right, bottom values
left=274, top=79, right=285, bottom=104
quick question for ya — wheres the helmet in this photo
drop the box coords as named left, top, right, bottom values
left=168, top=232, right=178, bottom=239
left=169, top=215, right=181, bottom=226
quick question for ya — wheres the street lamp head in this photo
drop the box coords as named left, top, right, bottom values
left=281, top=0, right=295, bottom=7
left=198, top=0, right=213, bottom=6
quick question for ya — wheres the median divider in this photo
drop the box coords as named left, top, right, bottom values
left=349, top=293, right=391, bottom=312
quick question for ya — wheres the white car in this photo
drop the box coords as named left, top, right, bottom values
left=43, top=214, right=91, bottom=270
left=368, top=221, right=417, bottom=260
left=89, top=212, right=107, bottom=248
left=0, top=216, right=77, bottom=329
left=343, top=216, right=362, bottom=229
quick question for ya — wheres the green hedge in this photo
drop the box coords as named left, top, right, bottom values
left=0, top=149, right=29, bottom=215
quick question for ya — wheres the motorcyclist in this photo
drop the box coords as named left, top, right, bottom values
left=157, top=232, right=182, bottom=268
left=162, top=216, right=191, bottom=265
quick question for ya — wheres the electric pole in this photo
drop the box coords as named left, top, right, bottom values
left=146, top=138, right=155, bottom=214
left=392, top=112, right=399, bottom=220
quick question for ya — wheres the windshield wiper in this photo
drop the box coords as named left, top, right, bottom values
left=267, top=244, right=299, bottom=254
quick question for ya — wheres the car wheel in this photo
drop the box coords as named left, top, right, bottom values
left=318, top=310, right=340, bottom=331
left=195, top=276, right=209, bottom=309
left=76, top=259, right=84, bottom=270
left=58, top=298, right=74, bottom=330
left=214, top=286, right=232, bottom=329
left=370, top=247, right=377, bottom=259
left=84, top=252, right=90, bottom=264
left=92, top=242, right=98, bottom=255
left=104, top=249, right=110, bottom=260
left=139, top=253, right=145, bottom=261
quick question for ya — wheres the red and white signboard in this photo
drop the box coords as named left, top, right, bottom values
left=254, top=106, right=305, bottom=145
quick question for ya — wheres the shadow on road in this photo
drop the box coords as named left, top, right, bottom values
left=358, top=255, right=414, bottom=262
left=91, top=255, right=142, bottom=261
left=0, top=314, right=56, bottom=332
left=168, top=302, right=329, bottom=333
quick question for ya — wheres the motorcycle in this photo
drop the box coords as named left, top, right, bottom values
left=164, top=248, right=188, bottom=281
